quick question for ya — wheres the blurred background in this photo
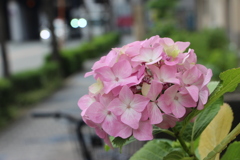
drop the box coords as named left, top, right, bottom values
left=0, top=0, right=240, bottom=160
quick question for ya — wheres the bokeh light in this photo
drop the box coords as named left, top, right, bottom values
left=40, top=29, right=50, bottom=39
left=70, top=18, right=79, bottom=28
left=78, top=18, right=87, bottom=28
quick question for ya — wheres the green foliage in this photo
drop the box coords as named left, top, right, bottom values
left=147, top=0, right=178, bottom=19
left=207, top=81, right=220, bottom=94
left=0, top=79, right=13, bottom=107
left=163, top=149, right=190, bottom=160
left=130, top=139, right=174, bottom=160
left=221, top=141, right=240, bottom=160
left=191, top=97, right=222, bottom=141
left=10, top=61, right=61, bottom=93
left=11, top=69, right=45, bottom=92
left=203, top=28, right=229, bottom=50
left=148, top=20, right=178, bottom=38
left=57, top=32, right=120, bottom=77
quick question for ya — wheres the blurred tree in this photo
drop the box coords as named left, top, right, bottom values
left=147, top=0, right=178, bottom=20
left=0, top=0, right=10, bottom=78
left=82, top=0, right=93, bottom=40
left=42, top=0, right=61, bottom=62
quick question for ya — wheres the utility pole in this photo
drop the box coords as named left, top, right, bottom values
left=0, top=0, right=10, bottom=78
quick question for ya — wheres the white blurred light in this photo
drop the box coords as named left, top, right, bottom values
left=40, top=29, right=50, bottom=39
left=78, top=18, right=87, bottom=28
left=70, top=18, right=79, bottom=28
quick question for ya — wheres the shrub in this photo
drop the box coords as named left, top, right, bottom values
left=56, top=32, right=120, bottom=77
left=0, top=79, right=13, bottom=107
left=11, top=69, right=45, bottom=92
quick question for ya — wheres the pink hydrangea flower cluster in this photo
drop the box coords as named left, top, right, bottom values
left=78, top=35, right=212, bottom=146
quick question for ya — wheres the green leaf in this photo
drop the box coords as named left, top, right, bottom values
left=163, top=149, right=187, bottom=160
left=207, top=81, right=219, bottom=94
left=221, top=141, right=240, bottom=160
left=174, top=122, right=193, bottom=142
left=104, top=144, right=110, bottom=151
left=111, top=137, right=131, bottom=151
left=130, top=139, right=173, bottom=160
left=219, top=68, right=240, bottom=92
left=192, top=97, right=222, bottom=141
left=180, top=68, right=240, bottom=136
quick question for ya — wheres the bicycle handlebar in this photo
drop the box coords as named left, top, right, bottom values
left=31, top=112, right=80, bottom=123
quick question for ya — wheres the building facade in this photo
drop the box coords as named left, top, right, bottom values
left=196, top=0, right=240, bottom=50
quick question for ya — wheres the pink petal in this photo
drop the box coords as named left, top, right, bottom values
left=112, top=60, right=132, bottom=79
left=157, top=96, right=172, bottom=114
left=155, top=114, right=178, bottom=129
left=85, top=102, right=106, bottom=123
left=95, top=66, right=115, bottom=81
left=84, top=71, right=94, bottom=77
left=199, top=86, right=209, bottom=104
left=103, top=81, right=119, bottom=94
left=133, top=121, right=153, bottom=141
left=164, top=57, right=180, bottom=66
left=117, top=124, right=132, bottom=139
left=175, top=41, right=190, bottom=52
left=197, top=99, right=204, bottom=110
left=140, top=107, right=149, bottom=121
left=147, top=81, right=163, bottom=100
left=99, top=93, right=114, bottom=106
left=103, top=136, right=114, bottom=149
left=102, top=113, right=124, bottom=137
left=78, top=95, right=95, bottom=110
left=147, top=102, right=163, bottom=124
left=170, top=101, right=186, bottom=118
left=95, top=126, right=107, bottom=139
left=162, top=85, right=179, bottom=105
left=119, top=76, right=139, bottom=86
left=142, top=35, right=160, bottom=47
left=121, top=108, right=141, bottom=129
left=182, top=66, right=200, bottom=85
left=119, top=86, right=134, bottom=105
left=131, top=48, right=152, bottom=62
left=125, top=41, right=142, bottom=57
left=178, top=93, right=197, bottom=108
left=130, top=94, right=149, bottom=112
left=162, top=38, right=174, bottom=46
left=160, top=65, right=180, bottom=84
left=185, top=85, right=199, bottom=102
left=108, top=98, right=126, bottom=116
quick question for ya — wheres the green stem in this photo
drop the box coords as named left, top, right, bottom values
left=203, top=123, right=240, bottom=160
left=162, top=129, right=176, bottom=138
left=175, top=133, right=192, bottom=156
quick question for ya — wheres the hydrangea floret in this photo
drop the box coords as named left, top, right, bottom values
left=78, top=35, right=212, bottom=147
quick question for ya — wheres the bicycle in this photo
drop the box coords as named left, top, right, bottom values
left=31, top=111, right=145, bottom=160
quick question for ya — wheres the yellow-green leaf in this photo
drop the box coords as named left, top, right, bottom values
left=198, top=103, right=233, bottom=160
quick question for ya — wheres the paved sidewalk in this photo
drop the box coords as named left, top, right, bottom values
left=0, top=39, right=81, bottom=77
left=0, top=34, right=136, bottom=160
